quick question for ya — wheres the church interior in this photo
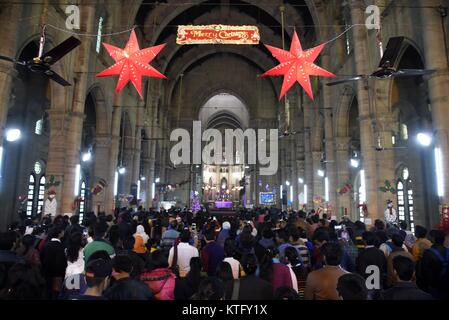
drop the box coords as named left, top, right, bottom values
left=1, top=0, right=449, bottom=232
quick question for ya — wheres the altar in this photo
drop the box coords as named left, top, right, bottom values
left=214, top=200, right=233, bottom=209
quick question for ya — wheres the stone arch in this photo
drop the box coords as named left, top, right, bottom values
left=335, top=85, right=357, bottom=137
left=86, top=84, right=110, bottom=135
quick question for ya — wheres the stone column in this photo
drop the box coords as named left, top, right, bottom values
left=322, top=54, right=338, bottom=213
left=303, top=91, right=313, bottom=210
left=350, top=0, right=381, bottom=222
left=335, top=136, right=352, bottom=218
left=105, top=103, right=122, bottom=213
left=0, top=4, right=19, bottom=147
left=92, top=134, right=111, bottom=213
left=60, top=4, right=96, bottom=214
left=312, top=151, right=324, bottom=205
left=122, top=148, right=135, bottom=195
left=420, top=1, right=449, bottom=207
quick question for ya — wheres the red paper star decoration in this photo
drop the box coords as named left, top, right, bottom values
left=260, top=31, right=335, bottom=100
left=96, top=30, right=167, bottom=99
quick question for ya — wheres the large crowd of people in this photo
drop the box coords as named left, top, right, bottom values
left=0, top=206, right=448, bottom=300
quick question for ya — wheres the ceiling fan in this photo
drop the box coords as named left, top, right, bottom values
left=0, top=26, right=81, bottom=86
left=326, top=37, right=435, bottom=87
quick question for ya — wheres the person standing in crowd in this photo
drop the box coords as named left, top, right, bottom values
left=356, top=231, right=387, bottom=297
left=305, top=242, right=348, bottom=300
left=72, top=257, right=112, bottom=300
left=133, top=225, right=149, bottom=254
left=16, top=234, right=40, bottom=268
left=418, top=230, right=449, bottom=299
left=169, top=229, right=199, bottom=278
left=65, top=232, right=85, bottom=279
left=259, top=247, right=294, bottom=292
left=284, top=246, right=307, bottom=298
left=83, top=223, right=115, bottom=263
left=161, top=220, right=180, bottom=253
left=118, top=236, right=145, bottom=279
left=411, top=225, right=432, bottom=261
left=103, top=254, right=153, bottom=300
left=399, top=221, right=416, bottom=250
left=141, top=250, right=176, bottom=300
left=0, top=232, right=25, bottom=291
left=217, top=221, right=231, bottom=248
left=336, top=273, right=368, bottom=300
left=40, top=226, right=67, bottom=299
left=236, top=254, right=273, bottom=300
left=223, top=239, right=242, bottom=280
left=382, top=256, right=433, bottom=300
left=174, top=257, right=202, bottom=300
left=201, top=229, right=224, bottom=276
left=386, top=234, right=413, bottom=287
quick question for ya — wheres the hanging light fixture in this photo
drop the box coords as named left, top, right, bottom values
left=6, top=128, right=21, bottom=142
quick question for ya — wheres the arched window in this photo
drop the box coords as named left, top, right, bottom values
left=38, top=176, right=46, bottom=215
left=26, top=174, right=35, bottom=217
left=397, top=167, right=415, bottom=232
left=79, top=181, right=86, bottom=222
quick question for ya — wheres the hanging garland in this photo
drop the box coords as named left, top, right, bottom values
left=337, top=182, right=353, bottom=195
left=378, top=180, right=396, bottom=194
left=45, top=175, right=61, bottom=190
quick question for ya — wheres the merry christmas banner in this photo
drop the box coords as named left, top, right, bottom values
left=177, top=25, right=260, bottom=45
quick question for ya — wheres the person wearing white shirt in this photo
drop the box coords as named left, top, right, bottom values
left=168, top=229, right=199, bottom=277
left=223, top=238, right=243, bottom=279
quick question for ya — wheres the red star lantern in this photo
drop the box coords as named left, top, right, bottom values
left=96, top=30, right=167, bottom=99
left=260, top=31, right=335, bottom=100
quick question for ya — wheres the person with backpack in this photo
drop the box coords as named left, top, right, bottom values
left=418, top=230, right=449, bottom=299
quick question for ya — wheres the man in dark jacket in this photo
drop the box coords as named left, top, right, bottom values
left=356, top=232, right=387, bottom=285
left=40, top=226, right=67, bottom=299
left=0, top=231, right=25, bottom=290
left=236, top=254, right=273, bottom=300
left=382, top=255, right=433, bottom=300
left=418, top=230, right=449, bottom=299
left=201, top=229, right=224, bottom=276
left=103, top=254, right=153, bottom=300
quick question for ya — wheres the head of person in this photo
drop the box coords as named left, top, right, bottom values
left=354, top=221, right=366, bottom=231
left=180, top=229, right=191, bottom=243
left=391, top=233, right=405, bottom=248
left=222, top=221, right=231, bottom=231
left=392, top=255, right=415, bottom=282
left=430, top=229, right=446, bottom=246
left=311, top=214, right=320, bottom=224
left=21, top=234, right=35, bottom=252
left=70, top=215, right=80, bottom=226
left=284, top=246, right=300, bottom=266
left=94, top=222, right=108, bottom=239
left=414, top=225, right=427, bottom=239
left=274, top=286, right=300, bottom=300
left=241, top=253, right=258, bottom=276
left=193, top=277, right=225, bottom=300
left=0, top=263, right=46, bottom=300
left=363, top=231, right=380, bottom=248
left=204, top=229, right=216, bottom=242
left=122, top=236, right=135, bottom=251
left=112, top=254, right=133, bottom=279
left=288, top=227, right=300, bottom=243
left=276, top=229, right=289, bottom=244
left=312, top=229, right=330, bottom=246
left=336, top=273, right=368, bottom=300
left=147, top=250, right=169, bottom=271
left=216, top=261, right=233, bottom=282
left=85, top=257, right=112, bottom=294
left=87, top=250, right=111, bottom=264
left=224, top=238, right=236, bottom=258
left=48, top=226, right=64, bottom=240
left=375, top=230, right=389, bottom=244
left=321, top=242, right=343, bottom=266
left=374, top=219, right=385, bottom=231
left=67, top=232, right=83, bottom=263
left=399, top=221, right=407, bottom=231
